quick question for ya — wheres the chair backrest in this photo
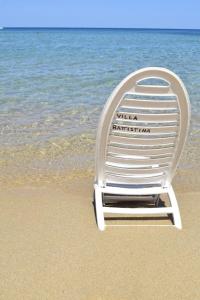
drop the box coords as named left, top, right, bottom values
left=95, top=67, right=190, bottom=188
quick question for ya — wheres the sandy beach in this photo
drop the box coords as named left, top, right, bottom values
left=0, top=177, right=199, bottom=300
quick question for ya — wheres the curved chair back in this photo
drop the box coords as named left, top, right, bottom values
left=95, top=67, right=190, bottom=188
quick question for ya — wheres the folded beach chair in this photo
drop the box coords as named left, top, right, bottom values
left=94, top=67, right=190, bottom=231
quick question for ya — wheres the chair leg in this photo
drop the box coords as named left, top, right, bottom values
left=94, top=186, right=105, bottom=231
left=168, top=185, right=182, bottom=229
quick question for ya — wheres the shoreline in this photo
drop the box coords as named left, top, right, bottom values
left=0, top=160, right=200, bottom=192
left=1, top=126, right=199, bottom=191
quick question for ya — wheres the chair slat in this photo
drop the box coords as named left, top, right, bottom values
left=108, top=135, right=176, bottom=146
left=105, top=164, right=168, bottom=176
left=134, top=85, right=170, bottom=94
left=106, top=155, right=170, bottom=167
left=112, top=123, right=178, bottom=135
left=106, top=173, right=164, bottom=184
left=121, top=98, right=177, bottom=110
left=107, top=145, right=174, bottom=156
left=115, top=112, right=178, bottom=123
left=126, top=92, right=176, bottom=98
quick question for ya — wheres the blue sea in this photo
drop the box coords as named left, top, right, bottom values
left=0, top=28, right=200, bottom=188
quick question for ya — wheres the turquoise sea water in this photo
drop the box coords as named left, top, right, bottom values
left=0, top=28, right=200, bottom=187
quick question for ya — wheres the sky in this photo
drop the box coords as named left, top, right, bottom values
left=0, top=0, right=200, bottom=29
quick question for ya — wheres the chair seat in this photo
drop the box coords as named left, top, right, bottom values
left=99, top=184, right=167, bottom=196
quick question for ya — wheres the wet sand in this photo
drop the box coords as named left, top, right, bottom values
left=0, top=177, right=199, bottom=300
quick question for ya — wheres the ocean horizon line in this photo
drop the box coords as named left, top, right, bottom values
left=1, top=26, right=200, bottom=31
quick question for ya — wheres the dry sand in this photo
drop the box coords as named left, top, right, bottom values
left=0, top=178, right=199, bottom=300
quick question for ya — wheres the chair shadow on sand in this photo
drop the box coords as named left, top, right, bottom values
left=92, top=192, right=174, bottom=227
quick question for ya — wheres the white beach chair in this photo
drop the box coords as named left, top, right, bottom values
left=94, top=67, right=190, bottom=231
